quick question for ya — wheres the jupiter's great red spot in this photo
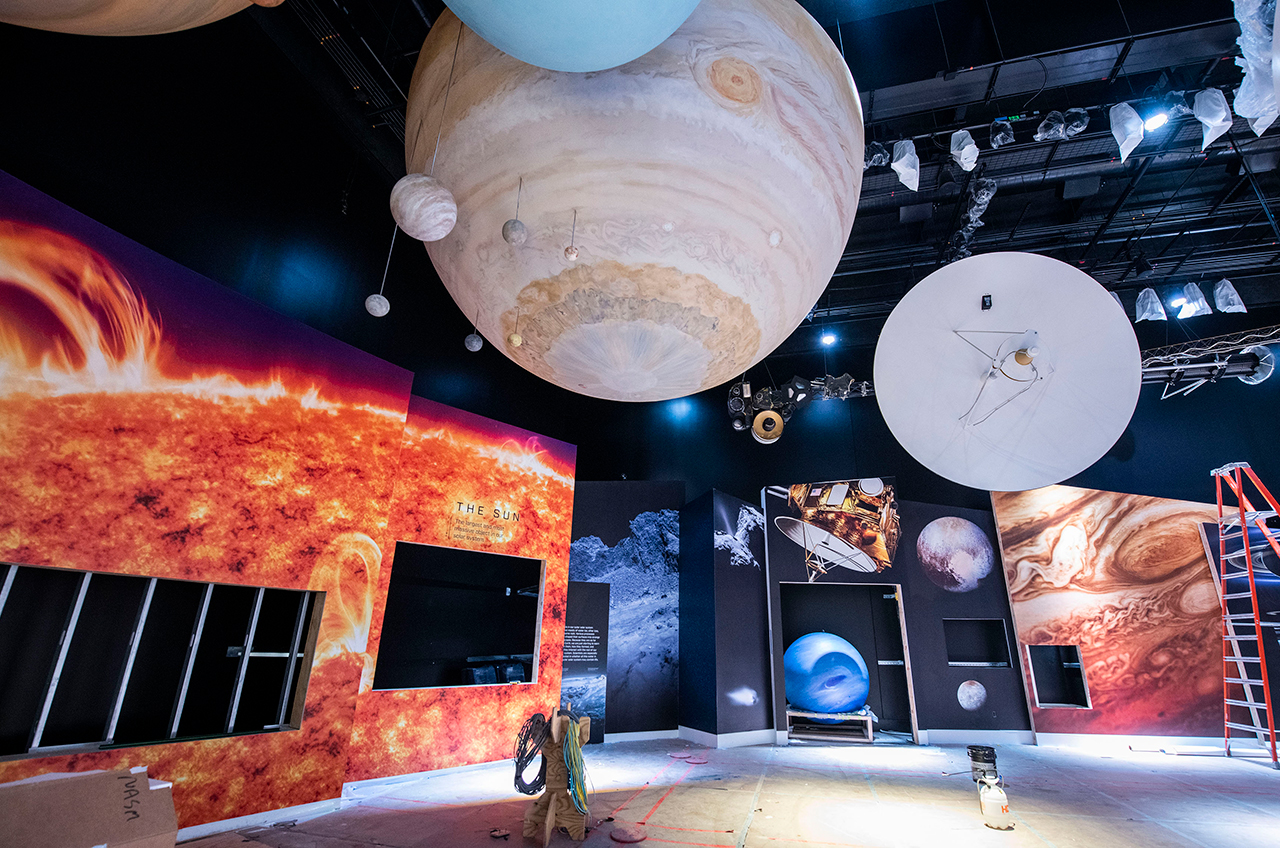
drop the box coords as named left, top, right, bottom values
left=709, top=57, right=762, bottom=104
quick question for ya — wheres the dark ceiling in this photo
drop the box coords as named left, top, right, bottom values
left=3, top=0, right=1279, bottom=510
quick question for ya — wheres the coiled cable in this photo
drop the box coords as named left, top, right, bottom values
left=513, top=712, right=550, bottom=795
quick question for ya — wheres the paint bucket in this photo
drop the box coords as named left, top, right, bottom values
left=967, top=744, right=998, bottom=782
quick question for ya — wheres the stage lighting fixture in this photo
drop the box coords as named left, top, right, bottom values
left=1214, top=278, right=1247, bottom=313
left=1135, top=287, right=1166, bottom=321
left=1143, top=112, right=1169, bottom=132
left=1173, top=282, right=1212, bottom=319
left=752, top=409, right=784, bottom=444
left=1134, top=255, right=1155, bottom=278
left=821, top=332, right=836, bottom=345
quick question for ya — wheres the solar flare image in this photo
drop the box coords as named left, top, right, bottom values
left=0, top=215, right=574, bottom=825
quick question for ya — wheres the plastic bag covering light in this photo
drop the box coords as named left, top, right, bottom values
left=443, top=0, right=702, bottom=72
left=404, top=0, right=863, bottom=402
left=873, top=252, right=1141, bottom=492
left=1194, top=89, right=1235, bottom=149
left=1135, top=287, right=1167, bottom=322
left=0, top=0, right=268, bottom=35
left=1110, top=103, right=1144, bottom=163
left=891, top=140, right=920, bottom=191
left=864, top=141, right=890, bottom=169
left=1214, top=278, right=1248, bottom=313
left=1063, top=107, right=1090, bottom=137
left=1176, top=282, right=1213, bottom=318
left=990, top=120, right=1014, bottom=149
left=951, top=130, right=979, bottom=171
left=1232, top=0, right=1278, bottom=136
left=1034, top=111, right=1068, bottom=142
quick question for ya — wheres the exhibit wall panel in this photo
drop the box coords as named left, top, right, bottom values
left=763, top=481, right=1029, bottom=734
left=993, top=486, right=1220, bottom=736
left=567, top=481, right=684, bottom=733
left=0, top=172, right=579, bottom=824
left=344, top=397, right=576, bottom=781
left=711, top=490, right=773, bottom=735
left=0, top=172, right=412, bottom=825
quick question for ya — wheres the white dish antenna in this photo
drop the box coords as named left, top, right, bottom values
left=873, top=252, right=1141, bottom=492
left=775, top=516, right=878, bottom=574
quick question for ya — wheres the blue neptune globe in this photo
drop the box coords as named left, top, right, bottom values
left=783, top=632, right=870, bottom=715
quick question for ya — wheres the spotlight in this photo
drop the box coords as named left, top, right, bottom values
left=1172, top=282, right=1212, bottom=319
left=1143, top=112, right=1169, bottom=132
left=821, top=332, right=836, bottom=346
left=752, top=410, right=784, bottom=444
left=1134, top=255, right=1155, bottom=278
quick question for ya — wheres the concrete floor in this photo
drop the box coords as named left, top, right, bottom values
left=186, top=739, right=1280, bottom=848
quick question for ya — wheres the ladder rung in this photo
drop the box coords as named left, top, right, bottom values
left=1226, top=721, right=1273, bottom=735
left=1226, top=613, right=1260, bottom=621
left=1221, top=510, right=1278, bottom=527
left=1226, top=635, right=1260, bottom=641
left=1226, top=656, right=1263, bottom=662
left=1223, top=592, right=1255, bottom=599
left=1227, top=677, right=1268, bottom=685
left=1222, top=550, right=1252, bottom=559
left=1226, top=698, right=1268, bottom=708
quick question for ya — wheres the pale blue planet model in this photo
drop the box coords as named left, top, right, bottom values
left=783, top=631, right=870, bottom=715
left=444, top=0, right=702, bottom=72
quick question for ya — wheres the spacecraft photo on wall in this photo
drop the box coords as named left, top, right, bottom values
left=774, top=479, right=901, bottom=581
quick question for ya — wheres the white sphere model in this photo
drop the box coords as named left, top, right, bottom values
left=364, top=294, right=391, bottom=317
left=390, top=174, right=457, bottom=242
left=464, top=332, right=484, bottom=351
left=502, top=219, right=528, bottom=246
left=406, top=0, right=863, bottom=401
left=564, top=245, right=579, bottom=261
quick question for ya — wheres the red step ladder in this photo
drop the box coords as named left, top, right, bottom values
left=1212, top=462, right=1279, bottom=768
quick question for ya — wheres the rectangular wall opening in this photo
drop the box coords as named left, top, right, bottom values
left=372, top=542, right=545, bottom=690
left=943, top=618, right=1011, bottom=667
left=1027, top=644, right=1091, bottom=708
left=0, top=563, right=322, bottom=760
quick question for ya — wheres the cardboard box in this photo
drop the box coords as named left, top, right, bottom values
left=0, top=766, right=178, bottom=848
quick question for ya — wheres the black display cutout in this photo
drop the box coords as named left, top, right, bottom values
left=373, top=541, right=544, bottom=690
left=1027, top=644, right=1091, bottom=708
left=943, top=618, right=1012, bottom=667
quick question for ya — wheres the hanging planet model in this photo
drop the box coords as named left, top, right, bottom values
left=873, top=252, right=1141, bottom=492
left=405, top=0, right=863, bottom=402
left=443, top=0, right=703, bottom=73
left=0, top=0, right=276, bottom=35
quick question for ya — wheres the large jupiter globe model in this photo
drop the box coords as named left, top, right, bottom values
left=0, top=0, right=275, bottom=36
left=404, top=0, right=863, bottom=401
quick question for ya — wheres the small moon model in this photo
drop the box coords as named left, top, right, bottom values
left=783, top=631, right=870, bottom=715
left=957, top=680, right=987, bottom=711
left=917, top=516, right=995, bottom=592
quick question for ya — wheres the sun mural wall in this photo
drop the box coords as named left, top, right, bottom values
left=0, top=172, right=576, bottom=826
left=992, top=485, right=1221, bottom=737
